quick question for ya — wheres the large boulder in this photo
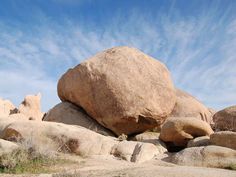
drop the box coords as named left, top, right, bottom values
left=169, top=146, right=236, bottom=169
left=160, top=117, right=214, bottom=148
left=17, top=93, right=44, bottom=121
left=0, top=120, right=162, bottom=162
left=43, top=102, right=115, bottom=136
left=213, top=105, right=236, bottom=131
left=210, top=131, right=236, bottom=150
left=170, top=89, right=213, bottom=124
left=57, top=46, right=176, bottom=135
left=1, top=120, right=115, bottom=157
left=0, top=98, right=16, bottom=118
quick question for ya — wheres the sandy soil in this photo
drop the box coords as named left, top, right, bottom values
left=0, top=154, right=235, bottom=177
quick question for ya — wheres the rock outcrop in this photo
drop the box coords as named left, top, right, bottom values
left=210, top=131, right=236, bottom=150
left=160, top=117, right=213, bottom=148
left=213, top=105, right=236, bottom=131
left=57, top=46, right=176, bottom=135
left=169, top=146, right=236, bottom=168
left=170, top=89, right=213, bottom=124
left=0, top=120, right=162, bottom=162
left=43, top=102, right=115, bottom=136
left=187, top=136, right=210, bottom=148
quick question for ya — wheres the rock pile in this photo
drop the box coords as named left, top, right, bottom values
left=0, top=46, right=235, bottom=169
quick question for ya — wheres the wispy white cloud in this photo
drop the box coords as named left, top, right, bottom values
left=0, top=3, right=235, bottom=111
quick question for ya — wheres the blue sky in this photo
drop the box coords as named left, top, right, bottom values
left=0, top=0, right=236, bottom=112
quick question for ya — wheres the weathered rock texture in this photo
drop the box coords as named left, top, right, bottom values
left=132, top=132, right=160, bottom=141
left=210, top=131, right=236, bottom=150
left=160, top=117, right=213, bottom=147
left=187, top=136, right=210, bottom=148
left=17, top=93, right=44, bottom=121
left=111, top=140, right=161, bottom=163
left=58, top=46, right=176, bottom=135
left=170, top=146, right=236, bottom=168
left=43, top=102, right=115, bottom=136
left=170, top=89, right=213, bottom=124
left=213, top=105, right=236, bottom=132
left=0, top=120, right=161, bottom=162
left=0, top=139, right=19, bottom=156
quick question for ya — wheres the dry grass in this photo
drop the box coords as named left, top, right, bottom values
left=224, top=164, right=236, bottom=171
left=0, top=135, right=75, bottom=174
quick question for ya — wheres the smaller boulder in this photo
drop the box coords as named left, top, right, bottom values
left=213, top=105, right=236, bottom=132
left=132, top=132, right=160, bottom=141
left=187, top=136, right=210, bottom=148
left=131, top=131, right=167, bottom=153
left=111, top=140, right=160, bottom=163
left=43, top=102, right=114, bottom=136
left=160, top=117, right=213, bottom=148
left=210, top=131, right=236, bottom=150
left=169, top=146, right=236, bottom=169
left=170, top=89, right=213, bottom=124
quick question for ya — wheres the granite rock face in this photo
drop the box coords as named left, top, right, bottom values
left=58, top=46, right=176, bottom=135
left=43, top=102, right=115, bottom=136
